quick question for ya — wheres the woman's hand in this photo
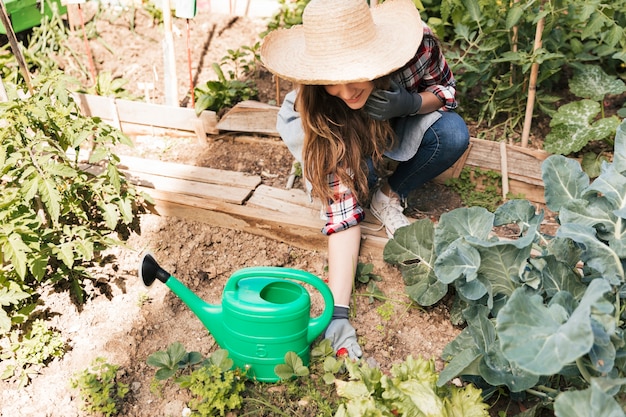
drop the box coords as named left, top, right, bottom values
left=364, top=80, right=422, bottom=120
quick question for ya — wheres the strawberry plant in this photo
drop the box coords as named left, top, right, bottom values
left=384, top=119, right=626, bottom=415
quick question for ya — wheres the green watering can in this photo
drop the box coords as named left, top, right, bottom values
left=139, top=253, right=334, bottom=382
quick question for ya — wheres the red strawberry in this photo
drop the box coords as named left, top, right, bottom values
left=336, top=347, right=349, bottom=357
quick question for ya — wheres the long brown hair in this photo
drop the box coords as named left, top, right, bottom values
left=296, top=79, right=395, bottom=204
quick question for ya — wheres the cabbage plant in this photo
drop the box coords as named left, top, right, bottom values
left=384, top=120, right=626, bottom=415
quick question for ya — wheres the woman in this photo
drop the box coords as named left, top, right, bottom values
left=260, top=0, right=469, bottom=359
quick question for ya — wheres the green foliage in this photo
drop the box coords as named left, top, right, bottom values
left=262, top=0, right=310, bottom=36
left=355, top=262, right=385, bottom=302
left=334, top=355, right=490, bottom=416
left=177, top=361, right=246, bottom=417
left=194, top=62, right=258, bottom=114
left=0, top=319, right=65, bottom=386
left=274, top=351, right=310, bottom=380
left=146, top=341, right=204, bottom=380
left=442, top=0, right=626, bottom=136
left=79, top=71, right=139, bottom=100
left=70, top=357, right=129, bottom=417
left=544, top=65, right=625, bottom=156
left=220, top=43, right=261, bottom=80
left=0, top=71, right=151, bottom=333
left=383, top=119, right=626, bottom=412
left=446, top=167, right=503, bottom=212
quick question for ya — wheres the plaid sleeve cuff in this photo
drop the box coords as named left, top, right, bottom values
left=322, top=208, right=364, bottom=235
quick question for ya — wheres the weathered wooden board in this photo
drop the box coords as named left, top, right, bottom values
left=216, top=100, right=281, bottom=136
left=73, top=93, right=219, bottom=134
left=142, top=184, right=389, bottom=257
left=118, top=155, right=262, bottom=189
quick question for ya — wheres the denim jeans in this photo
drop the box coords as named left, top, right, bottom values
left=277, top=91, right=469, bottom=199
left=385, top=111, right=469, bottom=198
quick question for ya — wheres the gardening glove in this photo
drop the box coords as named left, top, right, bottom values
left=364, top=80, right=422, bottom=121
left=324, top=306, right=363, bottom=360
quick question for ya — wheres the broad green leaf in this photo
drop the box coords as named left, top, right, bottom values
left=479, top=346, right=540, bottom=392
left=557, top=223, right=624, bottom=285
left=402, top=262, right=447, bottom=306
left=464, top=305, right=495, bottom=352
left=435, top=207, right=494, bottom=254
left=569, top=65, right=626, bottom=101
left=614, top=120, right=626, bottom=173
left=542, top=155, right=589, bottom=212
left=434, top=239, right=480, bottom=284
left=384, top=219, right=435, bottom=266
left=474, top=242, right=531, bottom=302
left=533, top=256, right=586, bottom=299
left=497, top=279, right=611, bottom=375
left=554, top=379, right=626, bottom=417
left=437, top=346, right=482, bottom=386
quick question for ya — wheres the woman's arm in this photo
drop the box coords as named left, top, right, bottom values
left=327, top=224, right=361, bottom=305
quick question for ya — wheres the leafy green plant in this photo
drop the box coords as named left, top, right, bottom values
left=274, top=351, right=310, bottom=380
left=446, top=167, right=503, bottom=211
left=177, top=353, right=246, bottom=417
left=0, top=72, right=151, bottom=333
left=262, top=0, right=310, bottom=36
left=355, top=262, right=384, bottom=303
left=384, top=119, right=626, bottom=414
left=220, top=43, right=261, bottom=80
left=79, top=71, right=139, bottom=100
left=334, top=355, right=490, bottom=416
left=442, top=0, right=626, bottom=137
left=543, top=64, right=625, bottom=157
left=70, top=357, right=129, bottom=417
left=146, top=341, right=204, bottom=380
left=194, top=63, right=258, bottom=114
left=0, top=319, right=65, bottom=386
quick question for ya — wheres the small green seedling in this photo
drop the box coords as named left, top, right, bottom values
left=70, top=357, right=129, bottom=417
left=274, top=351, right=309, bottom=380
left=146, top=341, right=203, bottom=380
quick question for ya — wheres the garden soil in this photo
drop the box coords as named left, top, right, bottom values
left=0, top=4, right=556, bottom=416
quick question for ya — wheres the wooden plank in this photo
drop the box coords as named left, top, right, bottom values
left=143, top=186, right=388, bottom=258
left=464, top=137, right=548, bottom=182
left=73, top=93, right=219, bottom=135
left=129, top=172, right=253, bottom=205
left=118, top=155, right=262, bottom=189
left=247, top=185, right=390, bottom=241
left=216, top=100, right=280, bottom=136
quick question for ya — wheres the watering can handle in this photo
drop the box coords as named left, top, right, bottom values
left=226, top=267, right=334, bottom=344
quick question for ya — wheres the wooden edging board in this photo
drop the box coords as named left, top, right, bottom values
left=72, top=93, right=219, bottom=136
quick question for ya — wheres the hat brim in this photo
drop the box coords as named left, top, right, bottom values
left=260, top=0, right=423, bottom=85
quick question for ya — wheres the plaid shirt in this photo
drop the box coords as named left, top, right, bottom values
left=321, top=24, right=456, bottom=236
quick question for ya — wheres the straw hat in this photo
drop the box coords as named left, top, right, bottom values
left=260, top=0, right=423, bottom=85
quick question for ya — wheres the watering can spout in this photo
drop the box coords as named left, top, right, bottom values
left=140, top=253, right=171, bottom=286
left=138, top=252, right=226, bottom=342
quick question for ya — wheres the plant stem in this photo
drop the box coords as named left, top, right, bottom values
left=576, top=357, right=593, bottom=383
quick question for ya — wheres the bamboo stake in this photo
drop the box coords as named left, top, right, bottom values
left=500, top=141, right=510, bottom=199
left=162, top=0, right=179, bottom=106
left=520, top=15, right=545, bottom=148
left=0, top=0, right=32, bottom=94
